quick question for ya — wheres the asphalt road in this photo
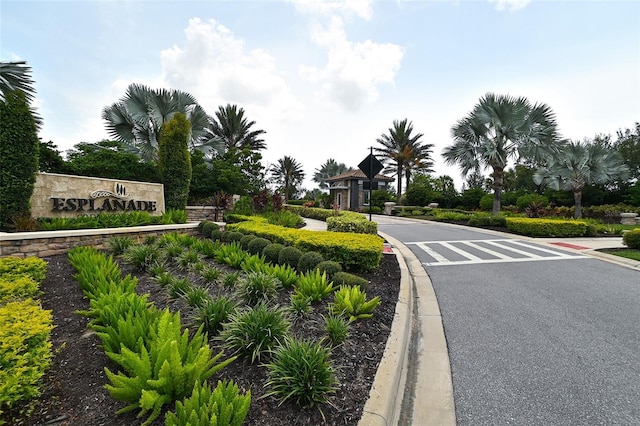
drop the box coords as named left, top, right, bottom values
left=376, top=216, right=640, bottom=425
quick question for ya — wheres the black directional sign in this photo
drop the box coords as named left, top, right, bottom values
left=358, top=153, right=384, bottom=180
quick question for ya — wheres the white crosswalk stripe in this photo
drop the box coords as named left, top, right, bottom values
left=406, top=239, right=587, bottom=266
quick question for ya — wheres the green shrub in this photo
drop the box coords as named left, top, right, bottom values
left=0, top=91, right=39, bottom=231
left=331, top=272, right=369, bottom=289
left=315, top=260, right=343, bottom=279
left=182, top=286, right=211, bottom=308
left=479, top=194, right=494, bottom=211
left=107, top=236, right=135, bottom=255
left=285, top=205, right=338, bottom=221
left=623, top=229, right=640, bottom=249
left=278, top=246, right=303, bottom=269
left=268, top=264, right=299, bottom=288
left=323, top=314, right=350, bottom=346
left=200, top=265, right=222, bottom=283
left=262, top=243, right=285, bottom=264
left=295, top=270, right=335, bottom=302
left=165, top=380, right=251, bottom=426
left=264, top=338, right=337, bottom=408
left=215, top=243, right=248, bottom=269
left=159, top=113, right=192, bottom=210
left=200, top=221, right=219, bottom=237
left=295, top=232, right=383, bottom=272
left=193, top=296, right=238, bottom=336
left=237, top=272, right=280, bottom=305
left=326, top=215, right=377, bottom=234
left=220, top=303, right=290, bottom=363
left=297, top=251, right=324, bottom=273
left=0, top=276, right=40, bottom=303
left=506, top=217, right=588, bottom=237
left=210, top=229, right=223, bottom=241
left=123, top=244, right=163, bottom=271
left=263, top=210, right=304, bottom=228
left=0, top=299, right=54, bottom=419
left=239, top=234, right=257, bottom=250
left=288, top=293, right=313, bottom=317
left=331, top=285, right=381, bottom=321
left=222, top=272, right=240, bottom=289
left=0, top=257, right=47, bottom=283
left=490, top=216, right=507, bottom=227
left=516, top=194, right=549, bottom=211
left=222, top=231, right=244, bottom=244
left=247, top=237, right=272, bottom=256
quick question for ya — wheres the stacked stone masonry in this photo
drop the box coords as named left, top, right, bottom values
left=0, top=223, right=205, bottom=258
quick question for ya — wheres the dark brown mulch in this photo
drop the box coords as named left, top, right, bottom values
left=12, top=251, right=400, bottom=426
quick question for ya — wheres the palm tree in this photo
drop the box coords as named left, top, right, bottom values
left=443, top=93, right=558, bottom=215
left=313, top=159, right=352, bottom=189
left=204, top=104, right=266, bottom=153
left=403, top=141, right=434, bottom=192
left=0, top=61, right=36, bottom=102
left=533, top=140, right=629, bottom=218
left=1, top=61, right=42, bottom=127
left=374, top=119, right=431, bottom=197
left=102, top=83, right=214, bottom=162
left=270, top=156, right=305, bottom=202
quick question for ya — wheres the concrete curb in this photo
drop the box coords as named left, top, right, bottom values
left=359, top=231, right=456, bottom=426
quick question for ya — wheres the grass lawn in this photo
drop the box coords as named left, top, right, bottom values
left=601, top=249, right=640, bottom=261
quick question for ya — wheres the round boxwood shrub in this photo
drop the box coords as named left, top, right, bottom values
left=222, top=231, right=244, bottom=243
left=278, top=246, right=303, bottom=269
left=248, top=237, right=272, bottom=255
left=210, top=229, right=223, bottom=241
left=332, top=272, right=369, bottom=289
left=263, top=243, right=285, bottom=264
left=315, top=260, right=342, bottom=278
left=297, top=251, right=324, bottom=273
left=623, top=229, right=640, bottom=249
left=201, top=221, right=219, bottom=236
left=240, top=234, right=257, bottom=250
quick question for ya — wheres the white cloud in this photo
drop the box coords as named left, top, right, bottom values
left=159, top=18, right=303, bottom=120
left=289, top=0, right=373, bottom=20
left=299, top=16, right=404, bottom=111
left=487, top=0, right=532, bottom=12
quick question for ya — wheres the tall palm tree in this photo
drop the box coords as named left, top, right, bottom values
left=403, top=141, right=434, bottom=192
left=374, top=118, right=431, bottom=197
left=443, top=93, right=558, bottom=215
left=102, top=83, right=214, bottom=162
left=270, top=156, right=305, bottom=202
left=204, top=104, right=266, bottom=153
left=0, top=61, right=42, bottom=127
left=533, top=140, right=629, bottom=218
left=313, top=159, right=352, bottom=189
left=0, top=61, right=36, bottom=102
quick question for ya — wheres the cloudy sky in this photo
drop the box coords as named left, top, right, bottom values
left=3, top=0, right=639, bottom=191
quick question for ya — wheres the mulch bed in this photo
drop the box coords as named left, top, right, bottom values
left=11, top=250, right=400, bottom=426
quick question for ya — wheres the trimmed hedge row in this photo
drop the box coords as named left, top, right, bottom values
left=226, top=218, right=383, bottom=271
left=506, top=217, right=588, bottom=237
left=0, top=257, right=53, bottom=422
left=326, top=213, right=377, bottom=235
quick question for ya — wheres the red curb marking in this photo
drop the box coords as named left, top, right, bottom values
left=551, top=242, right=590, bottom=250
left=382, top=245, right=394, bottom=254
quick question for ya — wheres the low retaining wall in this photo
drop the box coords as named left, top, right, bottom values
left=0, top=223, right=203, bottom=258
left=185, top=206, right=224, bottom=222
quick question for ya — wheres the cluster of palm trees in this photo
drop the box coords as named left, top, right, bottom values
left=443, top=93, right=629, bottom=218
left=102, top=84, right=266, bottom=162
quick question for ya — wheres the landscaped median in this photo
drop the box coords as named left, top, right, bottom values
left=225, top=215, right=384, bottom=271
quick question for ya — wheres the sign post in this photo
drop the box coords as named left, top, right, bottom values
left=358, top=148, right=384, bottom=221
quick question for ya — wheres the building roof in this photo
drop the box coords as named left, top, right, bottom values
left=325, top=169, right=395, bottom=182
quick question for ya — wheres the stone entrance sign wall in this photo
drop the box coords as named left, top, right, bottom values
left=30, top=173, right=165, bottom=219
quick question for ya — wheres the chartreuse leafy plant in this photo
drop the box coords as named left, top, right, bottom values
left=264, top=338, right=338, bottom=410
left=0, top=257, right=47, bottom=283
left=165, top=380, right=251, bottom=426
left=506, top=217, right=588, bottom=237
left=0, top=275, right=40, bottom=303
left=295, top=270, right=335, bottom=302
left=0, top=299, right=54, bottom=422
left=331, top=285, right=381, bottom=322
left=268, top=263, right=298, bottom=288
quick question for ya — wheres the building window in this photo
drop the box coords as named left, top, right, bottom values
left=336, top=193, right=342, bottom=208
left=363, top=190, right=370, bottom=206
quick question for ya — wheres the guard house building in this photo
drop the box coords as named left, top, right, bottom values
left=325, top=170, right=394, bottom=211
